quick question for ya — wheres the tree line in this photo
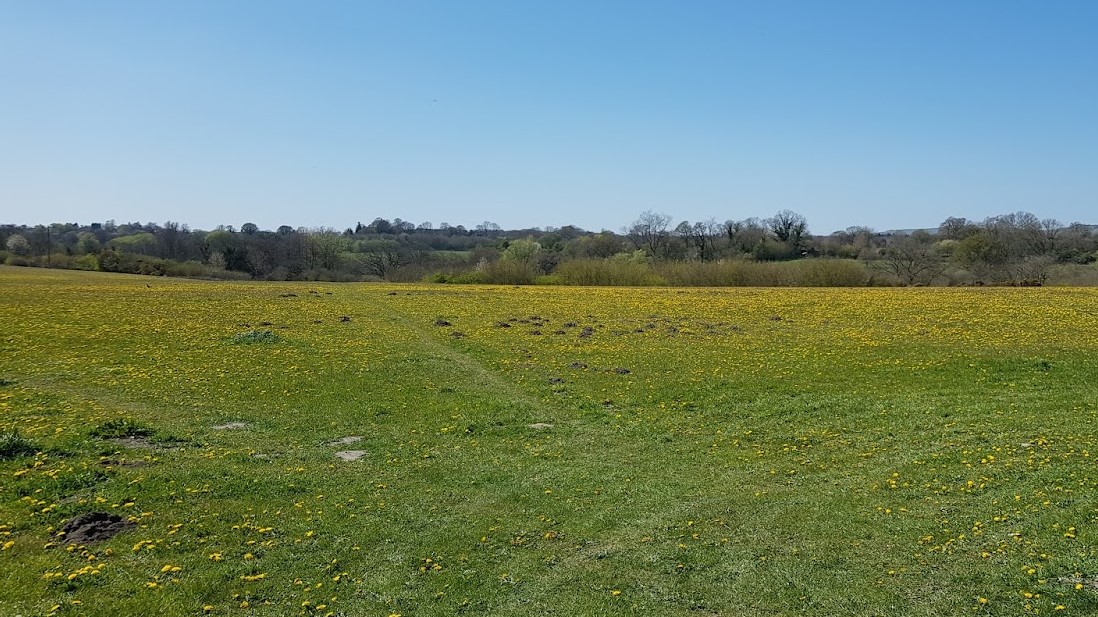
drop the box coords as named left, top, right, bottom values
left=2, top=210, right=1096, bottom=286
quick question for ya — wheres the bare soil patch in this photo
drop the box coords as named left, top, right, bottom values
left=109, top=436, right=156, bottom=450
left=59, top=512, right=135, bottom=544
left=212, top=422, right=248, bottom=430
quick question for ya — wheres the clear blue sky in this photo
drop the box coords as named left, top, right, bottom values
left=2, top=1, right=1096, bottom=234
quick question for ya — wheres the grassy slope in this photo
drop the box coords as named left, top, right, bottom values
left=1, top=266, right=1097, bottom=616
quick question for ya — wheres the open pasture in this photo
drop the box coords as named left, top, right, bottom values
left=1, top=266, right=1097, bottom=616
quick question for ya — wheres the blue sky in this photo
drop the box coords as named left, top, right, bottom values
left=2, top=1, right=1096, bottom=234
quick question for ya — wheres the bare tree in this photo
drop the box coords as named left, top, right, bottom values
left=881, top=232, right=947, bottom=285
left=625, top=210, right=672, bottom=257
left=724, top=218, right=768, bottom=254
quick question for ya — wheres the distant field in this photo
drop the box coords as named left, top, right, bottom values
left=2, top=266, right=1097, bottom=616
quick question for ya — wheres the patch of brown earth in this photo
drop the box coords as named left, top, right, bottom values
left=59, top=512, right=135, bottom=544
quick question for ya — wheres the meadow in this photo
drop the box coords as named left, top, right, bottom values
left=1, top=265, right=1097, bottom=616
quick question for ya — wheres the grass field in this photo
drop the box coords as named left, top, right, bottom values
left=2, top=266, right=1097, bottom=616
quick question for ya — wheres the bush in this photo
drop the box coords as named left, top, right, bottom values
left=554, top=259, right=665, bottom=286
left=658, top=258, right=870, bottom=287
left=1047, top=263, right=1098, bottom=286
left=533, top=274, right=565, bottom=285
left=71, top=253, right=100, bottom=271
left=482, top=260, right=537, bottom=285
left=793, top=259, right=869, bottom=287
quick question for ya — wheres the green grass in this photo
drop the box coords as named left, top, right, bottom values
left=228, top=330, right=282, bottom=345
left=0, top=266, right=1097, bottom=616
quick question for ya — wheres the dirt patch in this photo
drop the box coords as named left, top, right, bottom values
left=335, top=450, right=366, bottom=461
left=328, top=436, right=362, bottom=446
left=528, top=423, right=554, bottom=430
left=612, top=367, right=632, bottom=375
left=1059, top=575, right=1098, bottom=589
left=212, top=422, right=248, bottom=430
left=109, top=436, right=156, bottom=450
left=59, top=512, right=135, bottom=544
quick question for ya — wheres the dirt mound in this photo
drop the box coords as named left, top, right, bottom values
left=60, top=512, right=134, bottom=544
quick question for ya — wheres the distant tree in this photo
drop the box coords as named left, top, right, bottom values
left=881, top=232, right=946, bottom=285
left=276, top=225, right=295, bottom=235
left=5, top=233, right=30, bottom=256
left=306, top=231, right=346, bottom=270
left=1058, top=223, right=1098, bottom=263
left=75, top=232, right=100, bottom=255
left=158, top=221, right=184, bottom=260
left=501, top=238, right=542, bottom=267
left=953, top=230, right=1011, bottom=282
left=109, top=232, right=158, bottom=256
left=204, top=230, right=248, bottom=271
left=369, top=218, right=393, bottom=234
left=686, top=218, right=721, bottom=260
left=625, top=210, right=672, bottom=257
left=475, top=221, right=501, bottom=235
left=938, top=217, right=979, bottom=240
left=389, top=218, right=415, bottom=233
left=766, top=210, right=809, bottom=247
left=241, top=222, right=259, bottom=235
left=724, top=218, right=768, bottom=255
left=566, top=232, right=623, bottom=259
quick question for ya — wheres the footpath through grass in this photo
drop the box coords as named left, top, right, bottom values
left=1, top=266, right=1097, bottom=616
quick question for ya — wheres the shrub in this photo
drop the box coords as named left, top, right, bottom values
left=793, top=259, right=869, bottom=286
left=71, top=254, right=100, bottom=271
left=658, top=258, right=870, bottom=287
left=555, top=259, right=665, bottom=286
left=482, top=260, right=537, bottom=285
left=425, top=271, right=490, bottom=284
